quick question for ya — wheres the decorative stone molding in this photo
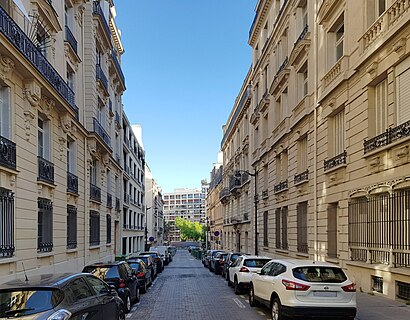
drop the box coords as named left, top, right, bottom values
left=40, top=95, right=55, bottom=117
left=393, top=37, right=407, bottom=58
left=366, top=61, right=379, bottom=80
left=58, top=136, right=66, bottom=161
left=349, top=178, right=407, bottom=197
left=23, top=110, right=35, bottom=141
left=0, top=54, right=15, bottom=81
left=60, top=113, right=72, bottom=134
left=87, top=140, right=98, bottom=158
left=23, top=80, right=42, bottom=108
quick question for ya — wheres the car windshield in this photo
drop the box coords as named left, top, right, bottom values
left=0, top=288, right=63, bottom=317
left=244, top=259, right=270, bottom=267
left=127, top=262, right=141, bottom=270
left=83, top=266, right=120, bottom=280
left=292, top=266, right=348, bottom=283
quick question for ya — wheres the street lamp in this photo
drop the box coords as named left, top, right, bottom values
left=235, top=170, right=258, bottom=256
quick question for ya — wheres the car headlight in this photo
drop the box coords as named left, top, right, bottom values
left=47, top=309, right=72, bottom=320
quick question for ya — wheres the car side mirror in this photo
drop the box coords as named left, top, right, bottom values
left=109, top=285, right=117, bottom=293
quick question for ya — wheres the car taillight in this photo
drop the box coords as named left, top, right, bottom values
left=239, top=267, right=249, bottom=272
left=155, top=257, right=160, bottom=262
left=219, top=260, right=225, bottom=264
left=119, top=278, right=126, bottom=288
left=282, top=279, right=310, bottom=291
left=342, top=283, right=356, bottom=292
left=136, top=272, right=145, bottom=278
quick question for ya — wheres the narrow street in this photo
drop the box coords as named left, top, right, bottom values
left=126, top=250, right=269, bottom=320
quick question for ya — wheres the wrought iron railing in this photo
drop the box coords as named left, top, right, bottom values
left=219, top=187, right=230, bottom=201
left=111, top=50, right=125, bottom=85
left=96, top=64, right=108, bottom=92
left=67, top=172, right=78, bottom=194
left=0, top=7, right=77, bottom=115
left=65, top=25, right=77, bottom=54
left=38, top=156, right=54, bottom=184
left=277, top=56, right=289, bottom=75
left=89, top=210, right=100, bottom=246
left=90, top=183, right=101, bottom=202
left=0, top=188, right=14, bottom=257
left=324, top=151, right=347, bottom=171
left=262, top=190, right=269, bottom=199
left=107, top=193, right=113, bottom=208
left=364, top=120, right=410, bottom=154
left=0, top=135, right=16, bottom=170
left=274, top=180, right=288, bottom=193
left=93, top=0, right=111, bottom=40
left=67, top=205, right=77, bottom=249
left=38, top=198, right=53, bottom=252
left=294, top=169, right=309, bottom=184
left=93, top=117, right=111, bottom=147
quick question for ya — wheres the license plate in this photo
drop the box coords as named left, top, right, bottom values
left=313, top=291, right=337, bottom=297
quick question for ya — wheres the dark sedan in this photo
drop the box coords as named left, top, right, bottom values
left=0, top=273, right=124, bottom=319
left=126, top=258, right=152, bottom=293
left=132, top=254, right=157, bottom=280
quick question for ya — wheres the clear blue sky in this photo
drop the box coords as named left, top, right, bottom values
left=115, top=1, right=257, bottom=193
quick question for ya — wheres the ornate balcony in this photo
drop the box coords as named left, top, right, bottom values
left=107, top=193, right=113, bottom=208
left=274, top=180, right=288, bottom=193
left=67, top=172, right=78, bottom=194
left=0, top=135, right=16, bottom=170
left=219, top=187, right=230, bottom=203
left=93, top=0, right=111, bottom=41
left=65, top=25, right=77, bottom=54
left=364, top=120, right=410, bottom=154
left=262, top=189, right=269, bottom=199
left=0, top=7, right=77, bottom=116
left=93, top=117, right=111, bottom=148
left=111, top=50, right=125, bottom=86
left=96, top=64, right=108, bottom=93
left=90, top=183, right=101, bottom=202
left=38, top=156, right=54, bottom=184
left=294, top=169, right=309, bottom=184
left=324, top=151, right=347, bottom=171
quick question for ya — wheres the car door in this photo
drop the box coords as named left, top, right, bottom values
left=123, top=263, right=138, bottom=301
left=229, top=257, right=242, bottom=282
left=253, top=261, right=274, bottom=301
left=141, top=261, right=151, bottom=284
left=85, top=275, right=118, bottom=320
left=63, top=277, right=104, bottom=320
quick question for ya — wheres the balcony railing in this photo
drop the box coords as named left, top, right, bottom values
left=38, top=156, right=54, bottom=184
left=67, top=172, right=78, bottom=194
left=0, top=7, right=77, bottom=116
left=274, top=180, right=288, bottom=193
left=90, top=183, right=101, bottom=202
left=65, top=25, right=77, bottom=54
left=219, top=187, right=230, bottom=201
left=111, top=50, right=125, bottom=85
left=364, top=120, right=410, bottom=154
left=277, top=56, right=289, bottom=75
left=0, top=135, right=16, bottom=170
left=93, top=117, right=111, bottom=148
left=294, top=169, right=309, bottom=184
left=115, top=197, right=120, bottom=211
left=324, top=151, right=347, bottom=171
left=107, top=193, right=113, bottom=208
left=262, top=190, right=269, bottom=199
left=93, top=0, right=111, bottom=40
left=96, top=64, right=108, bottom=92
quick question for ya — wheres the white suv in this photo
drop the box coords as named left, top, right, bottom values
left=228, top=255, right=272, bottom=294
left=249, top=259, right=357, bottom=320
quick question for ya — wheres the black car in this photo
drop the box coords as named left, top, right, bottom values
left=82, top=261, right=140, bottom=313
left=223, top=252, right=242, bottom=279
left=211, top=252, right=228, bottom=274
left=0, top=273, right=124, bottom=319
left=126, top=258, right=152, bottom=293
left=132, top=254, right=157, bottom=280
left=204, top=250, right=224, bottom=269
left=139, top=251, right=164, bottom=273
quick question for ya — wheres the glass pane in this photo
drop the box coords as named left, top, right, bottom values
left=292, top=266, right=347, bottom=283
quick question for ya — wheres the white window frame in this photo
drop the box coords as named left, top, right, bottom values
left=67, top=138, right=76, bottom=174
left=0, top=85, right=11, bottom=138
left=38, top=114, right=51, bottom=160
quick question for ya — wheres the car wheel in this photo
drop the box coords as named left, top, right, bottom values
left=118, top=307, right=125, bottom=320
left=135, top=286, right=140, bottom=303
left=234, top=278, right=241, bottom=295
left=271, top=297, right=284, bottom=320
left=227, top=274, right=232, bottom=287
left=249, top=284, right=259, bottom=307
left=226, top=271, right=229, bottom=281
left=123, top=293, right=131, bottom=313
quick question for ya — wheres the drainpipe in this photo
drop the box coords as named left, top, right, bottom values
left=82, top=3, right=87, bottom=267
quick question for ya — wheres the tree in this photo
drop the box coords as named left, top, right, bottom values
left=175, top=217, right=204, bottom=241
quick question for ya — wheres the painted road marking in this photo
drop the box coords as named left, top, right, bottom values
left=233, top=297, right=246, bottom=309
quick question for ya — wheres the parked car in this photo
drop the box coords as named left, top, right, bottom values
left=132, top=254, right=157, bottom=280
left=228, top=255, right=272, bottom=294
left=0, top=273, right=125, bottom=319
left=126, top=258, right=152, bottom=293
left=140, top=251, right=164, bottom=273
left=150, top=246, right=171, bottom=265
left=168, top=246, right=177, bottom=257
left=222, top=252, right=242, bottom=279
left=249, top=259, right=357, bottom=320
left=82, top=261, right=140, bottom=313
left=210, top=252, right=227, bottom=274
left=204, top=250, right=224, bottom=269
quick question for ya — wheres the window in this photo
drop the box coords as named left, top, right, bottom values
left=0, top=188, right=14, bottom=257
left=367, top=0, right=386, bottom=27
left=332, top=110, right=345, bottom=156
left=276, top=150, right=288, bottom=183
left=375, top=79, right=388, bottom=135
left=327, top=203, right=338, bottom=258
left=335, top=22, right=344, bottom=61
left=297, top=136, right=308, bottom=173
left=67, top=138, right=76, bottom=174
left=297, top=62, right=308, bottom=101
left=297, top=202, right=308, bottom=253
left=0, top=0, right=11, bottom=14
left=65, top=278, right=93, bottom=303
left=90, top=160, right=97, bottom=185
left=98, top=99, right=106, bottom=127
left=106, top=169, right=111, bottom=194
left=0, top=85, right=11, bottom=138
left=36, top=23, right=49, bottom=57
left=67, top=205, right=77, bottom=249
left=396, top=61, right=410, bottom=124
left=38, top=115, right=50, bottom=160
left=106, top=214, right=111, bottom=244
left=90, top=210, right=100, bottom=246
left=38, top=198, right=53, bottom=252
left=263, top=211, right=268, bottom=247
left=67, top=65, right=75, bottom=91
left=275, top=207, right=288, bottom=250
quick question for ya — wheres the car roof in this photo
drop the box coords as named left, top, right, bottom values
left=241, top=255, right=272, bottom=260
left=83, top=261, right=125, bottom=268
left=0, top=273, right=86, bottom=289
left=270, top=259, right=341, bottom=268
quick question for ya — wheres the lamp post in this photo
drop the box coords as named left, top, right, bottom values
left=235, top=170, right=258, bottom=256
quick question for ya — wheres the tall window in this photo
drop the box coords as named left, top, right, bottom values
left=275, top=96, right=281, bottom=126
left=396, top=62, right=410, bottom=124
left=0, top=85, right=10, bottom=139
left=98, top=99, right=106, bottom=126
left=297, top=202, right=308, bottom=253
left=0, top=188, right=14, bottom=257
left=67, top=205, right=77, bottom=249
left=281, top=88, right=288, bottom=123
left=90, top=210, right=100, bottom=246
left=329, top=15, right=344, bottom=65
left=38, top=198, right=53, bottom=252
left=367, top=0, right=386, bottom=27
left=275, top=207, right=288, bottom=250
left=374, top=79, right=388, bottom=135
left=332, top=110, right=345, bottom=156
left=263, top=211, right=269, bottom=247
left=90, top=160, right=97, bottom=185
left=67, top=138, right=76, bottom=173
left=297, top=62, right=308, bottom=101
left=67, top=65, right=75, bottom=91
left=107, top=169, right=111, bottom=194
left=327, top=203, right=338, bottom=258
left=36, top=23, right=49, bottom=57
left=297, top=136, right=308, bottom=173
left=106, top=214, right=111, bottom=244
left=38, top=115, right=50, bottom=160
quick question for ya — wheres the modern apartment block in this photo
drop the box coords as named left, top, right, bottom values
left=0, top=0, right=128, bottom=281
left=218, top=0, right=410, bottom=301
left=163, top=182, right=209, bottom=243
left=145, top=164, right=164, bottom=248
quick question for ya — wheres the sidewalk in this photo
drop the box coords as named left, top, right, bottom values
left=356, top=292, right=410, bottom=320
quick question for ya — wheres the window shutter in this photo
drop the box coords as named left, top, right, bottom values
left=397, top=67, right=410, bottom=124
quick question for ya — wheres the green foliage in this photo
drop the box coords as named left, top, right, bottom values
left=175, top=217, right=204, bottom=241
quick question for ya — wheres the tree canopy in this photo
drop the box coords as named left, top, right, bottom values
left=175, top=217, right=204, bottom=241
